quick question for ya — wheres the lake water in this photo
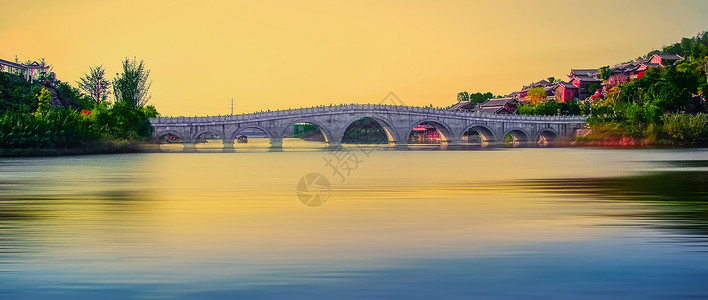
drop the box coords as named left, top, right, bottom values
left=1, top=140, right=708, bottom=299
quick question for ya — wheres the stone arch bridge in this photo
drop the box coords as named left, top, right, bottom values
left=150, top=104, right=587, bottom=149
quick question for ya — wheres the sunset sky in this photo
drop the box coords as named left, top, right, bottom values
left=2, top=0, right=707, bottom=116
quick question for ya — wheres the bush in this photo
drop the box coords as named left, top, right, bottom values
left=93, top=102, right=157, bottom=141
left=662, top=114, right=708, bottom=141
left=518, top=100, right=561, bottom=116
left=0, top=109, right=101, bottom=149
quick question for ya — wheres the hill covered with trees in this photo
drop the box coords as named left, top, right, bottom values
left=580, top=32, right=708, bottom=145
left=0, top=57, right=158, bottom=155
left=512, top=31, right=708, bottom=145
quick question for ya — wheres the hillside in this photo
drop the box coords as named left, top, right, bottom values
left=0, top=59, right=158, bottom=155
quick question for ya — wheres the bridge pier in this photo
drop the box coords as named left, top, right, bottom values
left=270, top=137, right=283, bottom=148
left=222, top=141, right=235, bottom=152
left=327, top=141, right=341, bottom=148
left=388, top=140, right=408, bottom=149
left=140, top=142, right=162, bottom=153
left=183, top=143, right=198, bottom=152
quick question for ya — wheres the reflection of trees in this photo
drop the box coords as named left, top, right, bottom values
left=518, top=167, right=708, bottom=235
left=0, top=179, right=44, bottom=271
left=0, top=178, right=156, bottom=271
left=462, top=130, right=481, bottom=143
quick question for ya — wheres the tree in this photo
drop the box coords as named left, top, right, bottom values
left=113, top=57, right=152, bottom=108
left=588, top=83, right=602, bottom=95
left=456, top=91, right=469, bottom=102
left=547, top=77, right=557, bottom=84
left=526, top=87, right=546, bottom=104
left=702, top=56, right=708, bottom=83
left=77, top=65, right=111, bottom=104
left=469, top=91, right=497, bottom=103
left=535, top=100, right=559, bottom=115
left=599, top=66, right=611, bottom=81
left=690, top=43, right=708, bottom=61
left=35, top=88, right=51, bottom=115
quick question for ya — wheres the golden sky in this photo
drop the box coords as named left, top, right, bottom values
left=2, top=0, right=707, bottom=116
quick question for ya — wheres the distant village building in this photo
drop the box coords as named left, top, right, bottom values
left=411, top=123, right=440, bottom=142
left=446, top=97, right=518, bottom=114
left=554, top=82, right=579, bottom=102
left=0, top=58, right=49, bottom=82
left=448, top=101, right=476, bottom=111
left=648, top=54, right=683, bottom=66
left=633, top=62, right=661, bottom=79
left=476, top=98, right=518, bottom=114
left=448, top=52, right=689, bottom=111
left=568, top=69, right=601, bottom=100
left=598, top=54, right=684, bottom=91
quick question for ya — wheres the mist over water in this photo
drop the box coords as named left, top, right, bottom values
left=1, top=145, right=708, bottom=299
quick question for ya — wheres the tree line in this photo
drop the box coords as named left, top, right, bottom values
left=0, top=57, right=158, bottom=153
left=456, top=91, right=501, bottom=103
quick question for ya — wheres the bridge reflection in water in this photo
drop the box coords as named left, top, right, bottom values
left=149, top=104, right=586, bottom=151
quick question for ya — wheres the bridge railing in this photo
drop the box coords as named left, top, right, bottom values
left=150, top=104, right=588, bottom=124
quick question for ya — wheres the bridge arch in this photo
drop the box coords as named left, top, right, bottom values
left=191, top=129, right=223, bottom=143
left=536, top=128, right=559, bottom=145
left=407, top=119, right=454, bottom=143
left=341, top=116, right=399, bottom=144
left=230, top=125, right=274, bottom=143
left=155, top=130, right=186, bottom=144
left=278, top=119, right=334, bottom=144
left=504, top=128, right=532, bottom=145
left=459, top=124, right=497, bottom=143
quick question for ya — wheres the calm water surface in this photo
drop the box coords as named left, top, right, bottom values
left=1, top=141, right=708, bottom=299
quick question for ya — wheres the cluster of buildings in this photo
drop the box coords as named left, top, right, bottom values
left=449, top=53, right=686, bottom=114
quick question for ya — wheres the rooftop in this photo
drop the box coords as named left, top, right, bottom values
left=448, top=101, right=476, bottom=111
left=655, top=54, right=683, bottom=60
left=0, top=58, right=48, bottom=70
left=479, top=98, right=517, bottom=108
left=569, top=69, right=599, bottom=76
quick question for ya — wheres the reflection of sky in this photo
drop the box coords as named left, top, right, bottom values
left=4, top=240, right=708, bottom=299
left=1, top=148, right=708, bottom=298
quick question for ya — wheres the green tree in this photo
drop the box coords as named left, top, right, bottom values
left=78, top=65, right=111, bottom=104
left=35, top=88, right=51, bottom=115
left=588, top=83, right=602, bottom=95
left=599, top=66, right=611, bottom=81
left=456, top=91, right=469, bottom=102
left=518, top=104, right=535, bottom=115
left=93, top=101, right=158, bottom=140
left=690, top=43, right=708, bottom=60
left=567, top=101, right=582, bottom=115
left=662, top=114, right=708, bottom=140
left=113, top=57, right=152, bottom=108
left=526, top=87, right=546, bottom=104
left=468, top=92, right=497, bottom=103
left=536, top=100, right=559, bottom=115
